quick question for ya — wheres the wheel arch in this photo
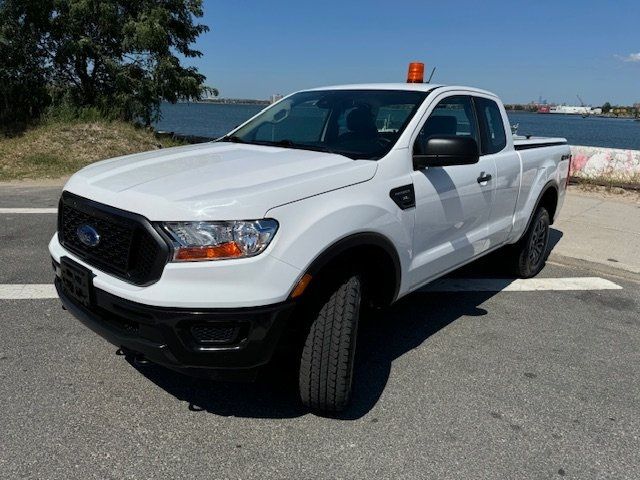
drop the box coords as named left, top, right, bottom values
left=301, top=232, right=402, bottom=307
left=518, top=180, right=559, bottom=242
left=538, top=182, right=559, bottom=222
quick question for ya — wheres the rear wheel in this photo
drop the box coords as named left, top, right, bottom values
left=509, top=207, right=550, bottom=278
left=298, top=275, right=361, bottom=414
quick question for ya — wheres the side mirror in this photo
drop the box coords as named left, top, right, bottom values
left=413, top=136, right=479, bottom=169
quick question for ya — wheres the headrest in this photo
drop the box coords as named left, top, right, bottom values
left=346, top=106, right=377, bottom=134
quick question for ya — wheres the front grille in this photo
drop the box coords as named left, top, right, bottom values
left=60, top=203, right=132, bottom=274
left=190, top=325, right=239, bottom=345
left=58, top=193, right=170, bottom=285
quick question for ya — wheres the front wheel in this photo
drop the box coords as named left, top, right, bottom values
left=298, top=275, right=361, bottom=414
left=509, top=207, right=550, bottom=278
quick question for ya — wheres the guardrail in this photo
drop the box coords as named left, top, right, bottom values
left=570, top=145, right=640, bottom=188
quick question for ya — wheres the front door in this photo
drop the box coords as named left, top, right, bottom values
left=409, top=94, right=497, bottom=288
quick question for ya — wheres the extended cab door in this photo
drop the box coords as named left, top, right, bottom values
left=409, top=93, right=497, bottom=287
left=474, top=95, right=521, bottom=246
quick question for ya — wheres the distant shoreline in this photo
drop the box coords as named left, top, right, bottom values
left=177, top=99, right=270, bottom=106
left=506, top=109, right=638, bottom=120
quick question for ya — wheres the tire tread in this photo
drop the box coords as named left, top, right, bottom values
left=299, top=275, right=360, bottom=413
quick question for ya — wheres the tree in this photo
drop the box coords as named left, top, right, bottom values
left=0, top=0, right=52, bottom=133
left=0, top=0, right=214, bottom=130
left=601, top=102, right=612, bottom=114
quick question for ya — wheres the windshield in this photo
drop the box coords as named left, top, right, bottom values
left=219, top=90, right=428, bottom=160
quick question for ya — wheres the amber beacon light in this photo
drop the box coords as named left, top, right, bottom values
left=406, top=62, right=425, bottom=83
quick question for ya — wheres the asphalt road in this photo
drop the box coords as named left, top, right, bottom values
left=1, top=186, right=639, bottom=479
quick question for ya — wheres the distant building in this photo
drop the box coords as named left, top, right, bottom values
left=270, top=94, right=283, bottom=104
left=539, top=105, right=602, bottom=115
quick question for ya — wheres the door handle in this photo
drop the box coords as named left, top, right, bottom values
left=477, top=172, right=492, bottom=184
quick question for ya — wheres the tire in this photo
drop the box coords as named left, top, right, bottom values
left=299, top=275, right=361, bottom=413
left=510, top=207, right=551, bottom=278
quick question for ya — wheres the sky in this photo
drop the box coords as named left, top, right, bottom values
left=188, top=0, right=640, bottom=106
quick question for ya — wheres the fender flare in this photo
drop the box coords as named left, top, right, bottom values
left=304, top=232, right=402, bottom=303
left=517, top=180, right=559, bottom=242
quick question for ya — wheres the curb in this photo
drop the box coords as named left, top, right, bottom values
left=548, top=253, right=640, bottom=283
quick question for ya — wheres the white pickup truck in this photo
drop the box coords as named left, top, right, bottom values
left=50, top=80, right=571, bottom=413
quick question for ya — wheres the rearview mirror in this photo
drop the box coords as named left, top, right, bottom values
left=270, top=107, right=290, bottom=124
left=413, top=136, right=479, bottom=169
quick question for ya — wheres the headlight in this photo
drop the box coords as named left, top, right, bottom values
left=162, top=219, right=278, bottom=262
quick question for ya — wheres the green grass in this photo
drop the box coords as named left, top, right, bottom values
left=24, top=152, right=64, bottom=167
left=0, top=118, right=185, bottom=181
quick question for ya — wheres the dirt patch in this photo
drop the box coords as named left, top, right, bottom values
left=568, top=184, right=640, bottom=204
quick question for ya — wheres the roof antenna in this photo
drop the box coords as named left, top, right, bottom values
left=426, top=67, right=436, bottom=84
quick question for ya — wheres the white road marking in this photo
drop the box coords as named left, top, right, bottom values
left=0, top=276, right=623, bottom=300
left=0, top=208, right=57, bottom=214
left=0, top=284, right=57, bottom=299
left=421, top=277, right=622, bottom=292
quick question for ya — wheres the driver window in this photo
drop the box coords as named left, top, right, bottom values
left=414, top=95, right=479, bottom=154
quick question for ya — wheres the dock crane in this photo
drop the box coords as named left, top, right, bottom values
left=577, top=94, right=591, bottom=118
left=577, top=94, right=586, bottom=107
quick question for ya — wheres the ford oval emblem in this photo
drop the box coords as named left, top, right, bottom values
left=77, top=224, right=100, bottom=247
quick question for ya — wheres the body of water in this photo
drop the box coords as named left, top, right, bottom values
left=507, top=112, right=640, bottom=150
left=156, top=102, right=640, bottom=150
left=156, top=102, right=264, bottom=139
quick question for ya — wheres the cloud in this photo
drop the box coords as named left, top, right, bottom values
left=616, top=52, right=640, bottom=62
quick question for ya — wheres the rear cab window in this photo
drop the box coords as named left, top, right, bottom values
left=475, top=97, right=507, bottom=154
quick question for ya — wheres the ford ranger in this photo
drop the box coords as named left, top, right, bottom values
left=50, top=73, right=571, bottom=413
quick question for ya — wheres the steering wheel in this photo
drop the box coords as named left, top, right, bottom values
left=376, top=137, right=392, bottom=147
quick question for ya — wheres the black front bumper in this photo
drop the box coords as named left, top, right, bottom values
left=54, top=275, right=295, bottom=381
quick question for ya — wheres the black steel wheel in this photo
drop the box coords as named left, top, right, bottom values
left=511, top=207, right=550, bottom=278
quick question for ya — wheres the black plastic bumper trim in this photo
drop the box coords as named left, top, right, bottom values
left=54, top=275, right=295, bottom=379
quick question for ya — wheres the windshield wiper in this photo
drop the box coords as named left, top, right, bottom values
left=217, top=135, right=245, bottom=143
left=220, top=136, right=359, bottom=159
left=268, top=139, right=296, bottom=148
left=256, top=139, right=338, bottom=155
left=296, top=144, right=337, bottom=155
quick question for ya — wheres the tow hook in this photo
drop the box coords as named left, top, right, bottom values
left=116, top=348, right=151, bottom=366
left=133, top=355, right=151, bottom=367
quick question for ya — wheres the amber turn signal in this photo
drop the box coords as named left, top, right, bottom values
left=290, top=273, right=313, bottom=298
left=407, top=62, right=425, bottom=83
left=174, top=242, right=243, bottom=261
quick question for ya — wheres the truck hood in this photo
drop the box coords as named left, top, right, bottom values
left=64, top=142, right=378, bottom=220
